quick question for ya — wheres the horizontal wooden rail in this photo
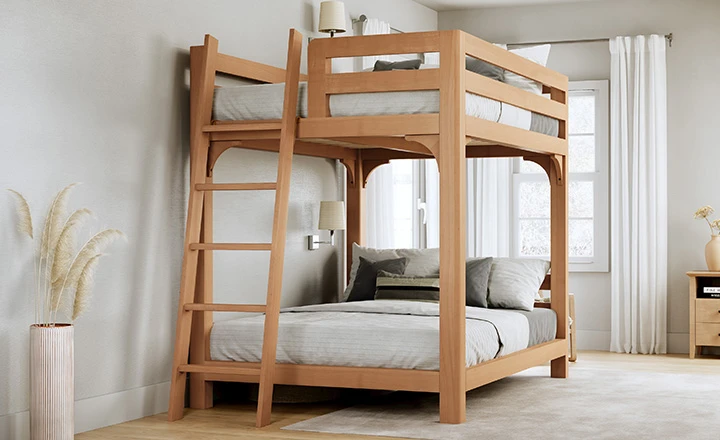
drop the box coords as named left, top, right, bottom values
left=325, top=69, right=440, bottom=94
left=195, top=183, right=277, bottom=191
left=465, top=116, right=567, bottom=156
left=189, top=243, right=272, bottom=251
left=298, top=114, right=439, bottom=139
left=215, top=53, right=308, bottom=83
left=309, top=31, right=441, bottom=59
left=179, top=363, right=260, bottom=376
left=465, top=71, right=567, bottom=121
left=204, top=121, right=283, bottom=132
left=464, top=33, right=568, bottom=91
left=184, top=303, right=267, bottom=312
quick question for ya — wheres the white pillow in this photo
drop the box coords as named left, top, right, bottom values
left=343, top=244, right=440, bottom=301
left=487, top=258, right=550, bottom=311
left=505, top=44, right=551, bottom=95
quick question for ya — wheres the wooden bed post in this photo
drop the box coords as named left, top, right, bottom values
left=345, top=151, right=365, bottom=283
left=550, top=86, right=569, bottom=378
left=438, top=30, right=467, bottom=424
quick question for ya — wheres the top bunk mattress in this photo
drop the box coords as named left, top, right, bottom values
left=209, top=300, right=557, bottom=371
left=213, top=82, right=559, bottom=137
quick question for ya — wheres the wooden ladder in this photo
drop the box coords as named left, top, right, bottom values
left=167, top=30, right=303, bottom=428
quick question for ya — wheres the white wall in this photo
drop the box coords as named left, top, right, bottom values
left=440, top=0, right=720, bottom=352
left=0, top=0, right=436, bottom=437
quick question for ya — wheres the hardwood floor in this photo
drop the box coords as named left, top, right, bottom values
left=77, top=351, right=719, bottom=440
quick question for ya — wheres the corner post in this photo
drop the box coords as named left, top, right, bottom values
left=345, top=151, right=365, bottom=283
left=438, top=30, right=467, bottom=424
left=550, top=82, right=569, bottom=378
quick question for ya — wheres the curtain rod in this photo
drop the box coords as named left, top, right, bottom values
left=506, top=33, right=674, bottom=48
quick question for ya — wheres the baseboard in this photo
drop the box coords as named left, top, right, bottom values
left=0, top=381, right=169, bottom=439
left=575, top=330, right=610, bottom=351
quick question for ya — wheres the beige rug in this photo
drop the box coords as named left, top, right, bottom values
left=283, top=365, right=720, bottom=439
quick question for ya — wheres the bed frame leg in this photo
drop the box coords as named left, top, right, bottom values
left=551, top=355, right=569, bottom=378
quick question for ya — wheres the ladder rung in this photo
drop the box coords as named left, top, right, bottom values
left=184, top=303, right=266, bottom=313
left=178, top=364, right=261, bottom=376
left=203, top=121, right=282, bottom=132
left=189, top=243, right=272, bottom=251
left=195, top=183, right=277, bottom=191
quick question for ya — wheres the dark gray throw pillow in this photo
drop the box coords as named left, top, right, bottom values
left=466, top=257, right=493, bottom=307
left=346, top=256, right=408, bottom=302
left=465, top=56, right=504, bottom=82
left=373, top=59, right=422, bottom=71
left=374, top=270, right=440, bottom=302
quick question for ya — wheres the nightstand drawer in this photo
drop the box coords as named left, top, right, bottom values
left=696, top=299, right=720, bottom=323
left=696, top=323, right=720, bottom=346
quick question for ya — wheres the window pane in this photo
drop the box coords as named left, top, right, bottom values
left=519, top=219, right=550, bottom=256
left=568, top=94, right=595, bottom=134
left=518, top=181, right=550, bottom=218
left=390, top=161, right=414, bottom=248
left=520, top=159, right=545, bottom=174
left=569, top=134, right=595, bottom=172
left=569, top=180, right=594, bottom=218
left=569, top=219, right=593, bottom=257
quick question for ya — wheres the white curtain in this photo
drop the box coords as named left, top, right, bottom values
left=609, top=35, right=668, bottom=354
left=425, top=159, right=513, bottom=257
left=361, top=18, right=391, bottom=70
left=362, top=17, right=394, bottom=248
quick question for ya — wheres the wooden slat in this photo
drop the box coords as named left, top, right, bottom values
left=189, top=243, right=271, bottom=251
left=184, top=303, right=266, bottom=313
left=465, top=339, right=567, bottom=391
left=179, top=363, right=260, bottom=376
left=298, top=114, right=439, bottom=139
left=465, top=71, right=567, bottom=121
left=550, top=151, right=569, bottom=379
left=195, top=183, right=277, bottom=191
left=310, top=31, right=441, bottom=58
left=203, top=362, right=440, bottom=392
left=215, top=53, right=307, bottom=83
left=209, top=139, right=358, bottom=161
left=464, top=32, right=568, bottom=91
left=465, top=116, right=568, bottom=156
left=204, top=121, right=283, bottom=132
left=325, top=69, right=439, bottom=94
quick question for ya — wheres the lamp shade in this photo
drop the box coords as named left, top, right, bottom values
left=318, top=1, right=346, bottom=34
left=318, top=201, right=346, bottom=230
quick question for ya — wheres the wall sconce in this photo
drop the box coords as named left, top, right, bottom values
left=318, top=1, right=347, bottom=37
left=308, top=201, right=346, bottom=250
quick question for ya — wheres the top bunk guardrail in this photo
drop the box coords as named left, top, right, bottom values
left=305, top=30, right=568, bottom=156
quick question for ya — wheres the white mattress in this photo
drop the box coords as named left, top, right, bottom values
left=213, top=82, right=558, bottom=136
left=209, top=300, right=557, bottom=370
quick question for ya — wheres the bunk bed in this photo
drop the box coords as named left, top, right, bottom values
left=168, top=29, right=569, bottom=428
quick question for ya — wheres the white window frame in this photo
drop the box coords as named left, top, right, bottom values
left=511, top=80, right=609, bottom=272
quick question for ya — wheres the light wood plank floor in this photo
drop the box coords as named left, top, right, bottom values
left=77, top=351, right=719, bottom=440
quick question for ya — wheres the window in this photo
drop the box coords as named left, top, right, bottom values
left=512, top=80, right=609, bottom=271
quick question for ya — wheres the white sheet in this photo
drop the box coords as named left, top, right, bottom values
left=213, top=81, right=535, bottom=131
left=210, top=300, right=530, bottom=370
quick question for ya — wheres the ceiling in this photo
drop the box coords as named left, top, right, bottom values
left=415, top=0, right=604, bottom=12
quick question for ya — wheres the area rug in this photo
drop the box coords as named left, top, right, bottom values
left=283, top=365, right=720, bottom=439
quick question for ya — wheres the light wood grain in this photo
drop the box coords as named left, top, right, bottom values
left=184, top=304, right=266, bottom=313
left=549, top=152, right=569, bottom=378
left=345, top=150, right=366, bottom=281
left=690, top=276, right=698, bottom=359
left=189, top=243, right=272, bottom=251
left=309, top=31, right=441, bottom=58
left=696, top=299, right=720, bottom=323
left=696, top=323, right=720, bottom=346
left=325, top=69, right=439, bottom=94
left=298, top=114, right=440, bottom=138
left=195, top=183, right=277, bottom=191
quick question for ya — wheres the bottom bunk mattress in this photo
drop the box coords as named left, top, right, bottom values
left=209, top=300, right=557, bottom=370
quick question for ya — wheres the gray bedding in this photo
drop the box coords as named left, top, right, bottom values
left=210, top=300, right=557, bottom=370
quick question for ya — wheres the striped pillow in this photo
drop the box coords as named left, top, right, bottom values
left=374, top=271, right=440, bottom=302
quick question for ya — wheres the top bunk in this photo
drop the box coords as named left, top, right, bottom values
left=195, top=30, right=569, bottom=163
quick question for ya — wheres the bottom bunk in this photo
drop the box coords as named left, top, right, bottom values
left=210, top=300, right=557, bottom=371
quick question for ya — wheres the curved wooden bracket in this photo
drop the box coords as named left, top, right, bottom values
left=405, top=135, right=440, bottom=159
left=208, top=142, right=236, bottom=174
left=362, top=159, right=390, bottom=188
left=341, top=158, right=356, bottom=186
left=550, top=154, right=564, bottom=186
left=524, top=155, right=564, bottom=185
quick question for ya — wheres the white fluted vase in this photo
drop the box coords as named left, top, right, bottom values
left=30, top=324, right=74, bottom=440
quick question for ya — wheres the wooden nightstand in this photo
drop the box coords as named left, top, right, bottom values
left=687, top=271, right=720, bottom=358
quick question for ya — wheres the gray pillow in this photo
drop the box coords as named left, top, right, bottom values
left=488, top=258, right=550, bottom=311
left=466, top=257, right=493, bottom=307
left=373, top=59, right=422, bottom=71
left=465, top=56, right=504, bottom=81
left=346, top=256, right=408, bottom=302
left=374, top=270, right=440, bottom=302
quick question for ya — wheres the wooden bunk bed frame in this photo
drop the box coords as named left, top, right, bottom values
left=169, top=29, right=569, bottom=427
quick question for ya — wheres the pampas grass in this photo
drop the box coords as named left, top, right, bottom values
left=6, top=185, right=124, bottom=325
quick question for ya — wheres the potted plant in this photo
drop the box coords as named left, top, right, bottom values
left=694, top=205, right=720, bottom=271
left=7, top=184, right=124, bottom=440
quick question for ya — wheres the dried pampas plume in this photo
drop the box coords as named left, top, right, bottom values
left=41, top=183, right=79, bottom=260
left=71, top=253, right=104, bottom=321
left=7, top=189, right=33, bottom=239
left=51, top=208, right=93, bottom=284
